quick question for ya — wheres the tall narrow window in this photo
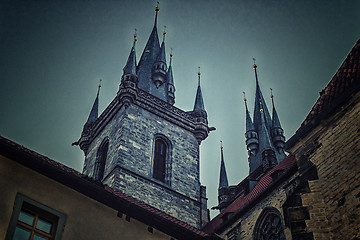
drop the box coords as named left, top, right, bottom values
left=153, top=138, right=167, bottom=182
left=94, top=139, right=109, bottom=181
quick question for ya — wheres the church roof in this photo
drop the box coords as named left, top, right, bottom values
left=203, top=155, right=297, bottom=234
left=0, top=135, right=214, bottom=240
left=302, top=38, right=360, bottom=126
left=286, top=38, right=360, bottom=149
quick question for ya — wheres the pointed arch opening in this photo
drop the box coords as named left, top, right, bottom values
left=152, top=134, right=172, bottom=184
left=94, top=138, right=109, bottom=181
left=253, top=207, right=286, bottom=240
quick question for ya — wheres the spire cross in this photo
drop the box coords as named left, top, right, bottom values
left=169, top=48, right=173, bottom=65
left=163, top=25, right=167, bottom=41
left=243, top=91, right=247, bottom=102
left=198, top=66, right=201, bottom=85
left=220, top=140, right=223, bottom=150
left=98, top=79, right=102, bottom=89
left=133, top=29, right=137, bottom=47
left=154, top=1, right=160, bottom=26
left=270, top=88, right=273, bottom=99
left=253, top=58, right=257, bottom=69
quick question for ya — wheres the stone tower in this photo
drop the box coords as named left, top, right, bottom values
left=73, top=6, right=214, bottom=228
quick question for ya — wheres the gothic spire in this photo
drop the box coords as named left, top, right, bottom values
left=252, top=60, right=272, bottom=133
left=137, top=4, right=161, bottom=90
left=86, top=82, right=101, bottom=124
left=193, top=67, right=205, bottom=111
left=157, top=26, right=167, bottom=63
left=219, top=141, right=229, bottom=189
left=259, top=101, right=273, bottom=150
left=271, top=89, right=281, bottom=129
left=167, top=50, right=175, bottom=105
left=151, top=26, right=167, bottom=88
left=270, top=89, right=286, bottom=154
left=123, top=31, right=137, bottom=76
left=244, top=92, right=255, bottom=132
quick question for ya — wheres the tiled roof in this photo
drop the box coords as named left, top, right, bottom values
left=0, top=135, right=212, bottom=240
left=203, top=155, right=297, bottom=234
left=302, top=38, right=360, bottom=126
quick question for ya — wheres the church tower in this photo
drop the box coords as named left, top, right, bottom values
left=214, top=61, right=286, bottom=211
left=73, top=5, right=214, bottom=228
left=246, top=61, right=286, bottom=174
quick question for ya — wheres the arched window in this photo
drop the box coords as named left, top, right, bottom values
left=94, top=139, right=109, bottom=181
left=153, top=136, right=171, bottom=183
left=254, top=207, right=286, bottom=240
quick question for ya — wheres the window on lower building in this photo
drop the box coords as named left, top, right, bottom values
left=6, top=194, right=66, bottom=240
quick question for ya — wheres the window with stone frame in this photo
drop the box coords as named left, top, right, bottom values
left=253, top=207, right=286, bottom=240
left=94, top=138, right=109, bottom=181
left=5, top=193, right=66, bottom=240
left=153, top=135, right=171, bottom=183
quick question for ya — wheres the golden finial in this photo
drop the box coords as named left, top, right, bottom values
left=170, top=48, right=173, bottom=58
left=243, top=92, right=247, bottom=102
left=98, top=79, right=102, bottom=89
left=198, top=66, right=201, bottom=76
left=260, top=100, right=264, bottom=112
left=270, top=88, right=273, bottom=99
left=133, top=29, right=137, bottom=43
left=252, top=58, right=257, bottom=69
left=163, top=25, right=166, bottom=36
left=155, top=1, right=160, bottom=12
left=220, top=140, right=223, bottom=150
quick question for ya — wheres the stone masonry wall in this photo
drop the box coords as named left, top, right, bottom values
left=82, top=103, right=202, bottom=227
left=290, top=91, right=360, bottom=240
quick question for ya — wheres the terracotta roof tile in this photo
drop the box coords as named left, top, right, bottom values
left=203, top=155, right=297, bottom=234
left=302, top=39, right=360, bottom=126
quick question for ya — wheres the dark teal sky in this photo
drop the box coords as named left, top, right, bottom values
left=1, top=0, right=359, bottom=218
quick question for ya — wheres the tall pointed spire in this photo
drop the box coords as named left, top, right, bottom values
left=137, top=3, right=161, bottom=91
left=86, top=81, right=101, bottom=124
left=123, top=31, right=137, bottom=76
left=152, top=26, right=167, bottom=88
left=271, top=89, right=281, bottom=128
left=244, top=92, right=255, bottom=132
left=244, top=92, right=259, bottom=156
left=167, top=49, right=175, bottom=105
left=219, top=141, right=229, bottom=189
left=252, top=59, right=272, bottom=133
left=193, top=67, right=205, bottom=111
left=270, top=89, right=286, bottom=155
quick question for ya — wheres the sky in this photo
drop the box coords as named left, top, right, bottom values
left=1, top=0, right=359, bottom=219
